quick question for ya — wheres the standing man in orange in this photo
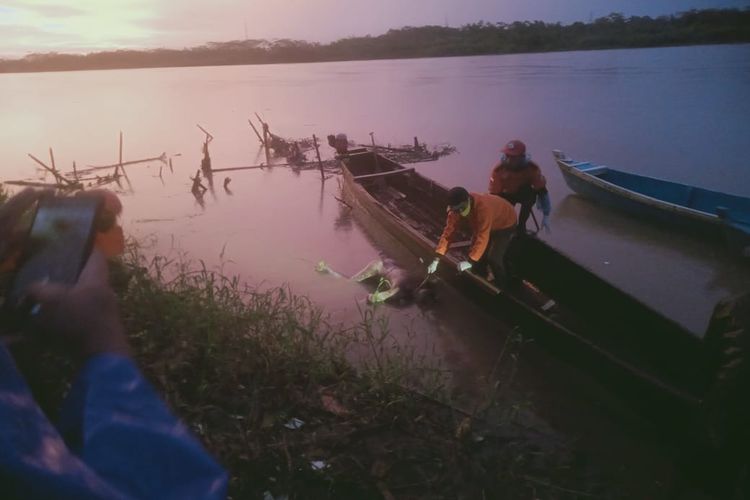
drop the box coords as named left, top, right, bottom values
left=488, top=139, right=551, bottom=233
left=427, top=187, right=517, bottom=281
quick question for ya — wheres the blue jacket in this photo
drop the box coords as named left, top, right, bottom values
left=0, top=345, right=227, bottom=499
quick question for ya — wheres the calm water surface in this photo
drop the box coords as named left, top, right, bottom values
left=2, top=44, right=749, bottom=493
left=1, top=44, right=748, bottom=334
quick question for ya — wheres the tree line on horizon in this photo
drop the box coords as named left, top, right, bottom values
left=1, top=8, right=748, bottom=73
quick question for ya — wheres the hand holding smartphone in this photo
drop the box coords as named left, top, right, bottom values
left=6, top=194, right=103, bottom=311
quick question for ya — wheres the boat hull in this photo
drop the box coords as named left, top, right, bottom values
left=339, top=150, right=716, bottom=411
left=554, top=150, right=750, bottom=252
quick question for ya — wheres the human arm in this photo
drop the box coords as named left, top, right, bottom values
left=0, top=343, right=132, bottom=500
left=488, top=163, right=502, bottom=194
left=535, top=190, right=551, bottom=232
left=535, top=190, right=551, bottom=216
left=529, top=164, right=547, bottom=194
left=56, top=354, right=227, bottom=500
left=0, top=189, right=43, bottom=273
left=25, top=251, right=227, bottom=500
left=529, top=164, right=551, bottom=232
left=0, top=190, right=133, bottom=499
left=435, top=212, right=460, bottom=257
left=467, top=204, right=493, bottom=263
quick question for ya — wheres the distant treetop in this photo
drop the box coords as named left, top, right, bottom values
left=1, top=8, right=748, bottom=73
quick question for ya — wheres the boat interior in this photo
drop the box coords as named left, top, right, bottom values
left=344, top=151, right=713, bottom=399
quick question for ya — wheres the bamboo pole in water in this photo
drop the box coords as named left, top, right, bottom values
left=5, top=180, right=67, bottom=188
left=79, top=153, right=167, bottom=172
left=247, top=119, right=265, bottom=146
left=196, top=124, right=214, bottom=143
left=356, top=143, right=414, bottom=153
left=115, top=131, right=123, bottom=177
left=254, top=112, right=267, bottom=128
left=49, top=148, right=56, bottom=175
left=28, top=153, right=74, bottom=186
left=116, top=131, right=134, bottom=189
left=262, top=123, right=271, bottom=165
left=211, top=161, right=337, bottom=173
left=253, top=112, right=272, bottom=165
left=211, top=164, right=281, bottom=173
left=312, top=134, right=324, bottom=181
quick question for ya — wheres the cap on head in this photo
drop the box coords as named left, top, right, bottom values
left=501, top=139, right=526, bottom=157
left=447, top=186, right=470, bottom=211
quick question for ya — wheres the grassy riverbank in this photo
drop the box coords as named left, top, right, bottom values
left=13, top=245, right=613, bottom=498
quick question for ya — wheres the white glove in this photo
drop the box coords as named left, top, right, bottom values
left=541, top=214, right=551, bottom=233
left=427, top=258, right=439, bottom=275
left=457, top=260, right=472, bottom=272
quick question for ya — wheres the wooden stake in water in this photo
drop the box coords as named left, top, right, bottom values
left=196, top=124, right=214, bottom=143
left=312, top=134, right=324, bottom=181
left=29, top=152, right=73, bottom=186
left=116, top=131, right=123, bottom=177
left=49, top=147, right=56, bottom=174
left=253, top=113, right=271, bottom=165
left=248, top=119, right=265, bottom=146
left=49, top=147, right=63, bottom=186
left=262, top=123, right=270, bottom=165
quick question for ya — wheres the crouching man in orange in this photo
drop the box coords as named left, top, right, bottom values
left=426, top=187, right=517, bottom=282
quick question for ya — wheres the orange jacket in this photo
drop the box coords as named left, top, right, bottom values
left=488, top=160, right=546, bottom=195
left=435, top=193, right=517, bottom=262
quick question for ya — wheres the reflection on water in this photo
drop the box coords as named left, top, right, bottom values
left=549, top=194, right=750, bottom=333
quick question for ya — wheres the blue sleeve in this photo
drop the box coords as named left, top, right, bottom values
left=0, top=344, right=131, bottom=500
left=536, top=191, right=551, bottom=216
left=57, top=354, right=228, bottom=500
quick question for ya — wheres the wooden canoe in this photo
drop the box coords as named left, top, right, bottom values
left=339, top=150, right=749, bottom=423
left=553, top=150, right=750, bottom=255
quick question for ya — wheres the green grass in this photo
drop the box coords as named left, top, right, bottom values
left=10, top=241, right=610, bottom=498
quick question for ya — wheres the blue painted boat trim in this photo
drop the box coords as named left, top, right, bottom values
left=553, top=150, right=750, bottom=250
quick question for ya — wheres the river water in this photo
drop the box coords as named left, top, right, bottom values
left=2, top=43, right=749, bottom=495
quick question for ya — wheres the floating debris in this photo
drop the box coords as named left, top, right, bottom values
left=283, top=417, right=305, bottom=430
left=310, top=460, right=328, bottom=471
left=365, top=140, right=457, bottom=164
left=339, top=132, right=457, bottom=164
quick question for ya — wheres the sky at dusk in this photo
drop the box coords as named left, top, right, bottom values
left=1, top=0, right=748, bottom=58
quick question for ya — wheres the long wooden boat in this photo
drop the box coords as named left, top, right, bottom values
left=553, top=150, right=750, bottom=255
left=340, top=149, right=749, bottom=434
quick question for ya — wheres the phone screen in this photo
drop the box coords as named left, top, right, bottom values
left=7, top=196, right=101, bottom=307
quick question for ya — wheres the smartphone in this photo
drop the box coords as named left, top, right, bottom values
left=6, top=195, right=102, bottom=309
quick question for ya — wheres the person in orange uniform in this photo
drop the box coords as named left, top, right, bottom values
left=427, top=187, right=517, bottom=281
left=488, top=139, right=551, bottom=234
